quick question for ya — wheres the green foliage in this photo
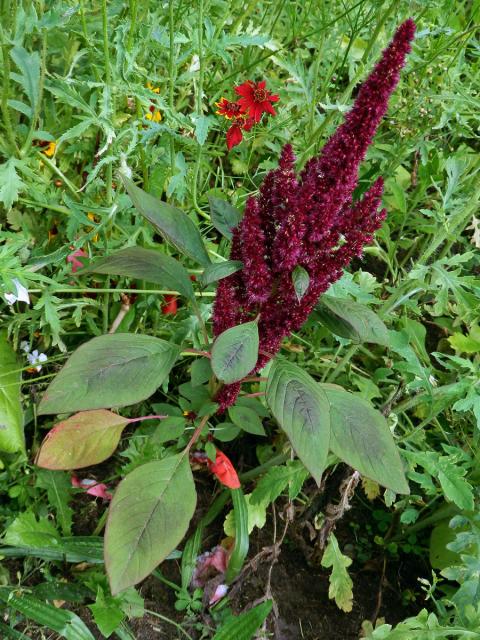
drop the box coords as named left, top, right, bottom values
left=39, top=334, right=180, bottom=414
left=0, top=333, right=24, bottom=453
left=105, top=454, right=196, bottom=594
left=321, top=533, right=354, bottom=613
left=211, top=320, right=259, bottom=384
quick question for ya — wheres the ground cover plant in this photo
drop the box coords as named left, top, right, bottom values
left=0, top=0, right=479, bottom=638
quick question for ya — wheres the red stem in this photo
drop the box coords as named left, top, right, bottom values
left=127, top=414, right=168, bottom=424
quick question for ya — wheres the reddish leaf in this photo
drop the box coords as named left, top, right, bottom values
left=36, top=410, right=129, bottom=470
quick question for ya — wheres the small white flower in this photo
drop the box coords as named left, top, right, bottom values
left=20, top=341, right=31, bottom=354
left=189, top=54, right=200, bottom=72
left=27, top=350, right=48, bottom=372
left=4, top=279, right=30, bottom=306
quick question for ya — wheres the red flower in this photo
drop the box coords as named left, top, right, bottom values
left=162, top=294, right=178, bottom=315
left=226, top=115, right=256, bottom=150
left=67, top=248, right=87, bottom=273
left=207, top=449, right=241, bottom=489
left=215, top=97, right=243, bottom=120
left=234, top=80, right=279, bottom=122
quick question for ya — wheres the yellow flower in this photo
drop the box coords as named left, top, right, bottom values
left=87, top=212, right=99, bottom=243
left=145, top=109, right=162, bottom=123
left=146, top=81, right=160, bottom=94
left=43, top=141, right=56, bottom=157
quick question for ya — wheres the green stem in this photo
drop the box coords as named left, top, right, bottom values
left=38, top=153, right=80, bottom=199
left=126, top=0, right=138, bottom=53
left=101, top=0, right=113, bottom=205
left=20, top=16, right=47, bottom=157
left=168, top=0, right=176, bottom=174
left=1, top=42, right=20, bottom=155
left=191, top=0, right=204, bottom=217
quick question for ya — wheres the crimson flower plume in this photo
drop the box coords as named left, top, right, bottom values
left=213, top=19, right=416, bottom=410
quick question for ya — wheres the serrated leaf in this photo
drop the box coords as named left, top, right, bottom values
left=212, top=600, right=272, bottom=640
left=194, top=115, right=212, bottom=145
left=36, top=410, right=130, bottom=470
left=200, top=260, right=243, bottom=286
left=321, top=384, right=409, bottom=494
left=0, top=332, right=25, bottom=454
left=266, top=359, right=330, bottom=485
left=321, top=533, right=353, bottom=613
left=36, top=470, right=74, bottom=535
left=211, top=321, right=259, bottom=384
left=3, top=512, right=59, bottom=548
left=208, top=196, right=242, bottom=239
left=250, top=461, right=308, bottom=505
left=122, top=177, right=210, bottom=266
left=292, top=265, right=309, bottom=301
left=38, top=334, right=179, bottom=415
left=316, top=295, right=389, bottom=345
left=10, top=46, right=40, bottom=112
left=105, top=455, right=196, bottom=595
left=229, top=405, right=265, bottom=436
left=0, top=159, right=25, bottom=210
left=84, top=247, right=195, bottom=302
left=436, top=458, right=474, bottom=511
left=0, top=588, right=95, bottom=640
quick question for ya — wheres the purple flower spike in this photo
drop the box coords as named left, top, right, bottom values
left=212, top=20, right=416, bottom=411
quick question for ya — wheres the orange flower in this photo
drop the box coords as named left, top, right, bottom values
left=207, top=449, right=241, bottom=489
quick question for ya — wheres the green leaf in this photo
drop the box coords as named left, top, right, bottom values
left=84, top=247, right=195, bottom=302
left=212, top=600, right=272, bottom=640
left=3, top=511, right=59, bottom=548
left=0, top=158, right=25, bottom=211
left=316, top=295, right=389, bottom=346
left=194, top=115, right=213, bottom=145
left=250, top=461, right=308, bottom=505
left=36, top=470, right=73, bottom=535
left=225, top=488, right=250, bottom=583
left=200, top=260, right=243, bottom=286
left=211, top=321, right=259, bottom=384
left=89, top=588, right=125, bottom=637
left=266, top=359, right=330, bottom=485
left=292, top=265, right=310, bottom=301
left=229, top=405, right=266, bottom=436
left=122, top=177, right=210, bottom=266
left=436, top=458, right=474, bottom=511
left=10, top=46, right=40, bottom=112
left=208, top=196, right=242, bottom=239
left=36, top=410, right=130, bottom=470
left=190, top=357, right=212, bottom=386
left=321, top=384, right=409, bottom=494
left=0, top=588, right=95, bottom=640
left=38, top=334, right=179, bottom=415
left=0, top=536, right=104, bottom=564
left=105, top=454, right=196, bottom=595
left=0, top=332, right=24, bottom=454
left=321, top=533, right=353, bottom=613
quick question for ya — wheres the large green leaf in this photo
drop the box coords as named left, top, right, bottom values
left=266, top=360, right=330, bottom=485
left=211, top=321, right=259, bottom=384
left=123, top=177, right=211, bottom=266
left=316, top=295, right=389, bottom=346
left=0, top=588, right=95, bottom=640
left=105, top=455, right=196, bottom=595
left=36, top=410, right=130, bottom=470
left=212, top=600, right=272, bottom=640
left=208, top=196, right=242, bottom=239
left=84, top=247, right=195, bottom=301
left=38, top=334, right=179, bottom=415
left=321, top=384, right=409, bottom=494
left=0, top=332, right=24, bottom=454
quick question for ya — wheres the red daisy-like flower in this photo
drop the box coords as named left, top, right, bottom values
left=234, top=80, right=279, bottom=122
left=215, top=97, right=243, bottom=120
left=225, top=115, right=256, bottom=150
